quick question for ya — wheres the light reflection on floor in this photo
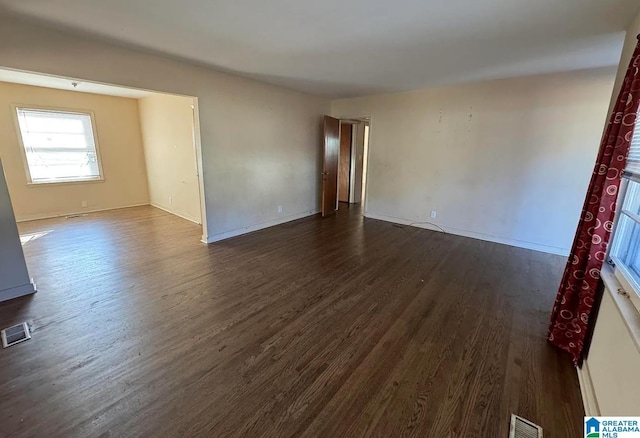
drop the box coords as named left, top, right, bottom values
left=19, top=230, right=52, bottom=245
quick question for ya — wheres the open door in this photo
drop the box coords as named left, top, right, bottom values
left=338, top=123, right=352, bottom=203
left=322, top=116, right=340, bottom=217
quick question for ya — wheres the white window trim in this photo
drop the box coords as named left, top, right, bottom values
left=12, top=104, right=106, bottom=186
left=610, top=258, right=640, bottom=313
left=608, top=177, right=640, bottom=314
left=600, top=265, right=640, bottom=355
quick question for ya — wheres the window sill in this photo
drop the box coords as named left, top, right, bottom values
left=27, top=178, right=105, bottom=187
left=600, top=265, right=640, bottom=355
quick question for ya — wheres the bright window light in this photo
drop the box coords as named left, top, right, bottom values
left=16, top=108, right=103, bottom=184
left=609, top=111, right=640, bottom=313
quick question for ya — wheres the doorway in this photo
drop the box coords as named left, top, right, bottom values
left=337, top=117, right=371, bottom=212
left=0, top=67, right=207, bottom=241
left=138, top=93, right=204, bottom=230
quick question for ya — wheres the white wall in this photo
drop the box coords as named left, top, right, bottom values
left=332, top=67, right=616, bottom=254
left=580, top=9, right=640, bottom=417
left=138, top=93, right=201, bottom=224
left=0, top=15, right=330, bottom=242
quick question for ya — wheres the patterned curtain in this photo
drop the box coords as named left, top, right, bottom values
left=548, top=36, right=640, bottom=366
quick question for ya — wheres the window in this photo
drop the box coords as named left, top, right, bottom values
left=15, top=107, right=103, bottom=184
left=609, top=113, right=640, bottom=312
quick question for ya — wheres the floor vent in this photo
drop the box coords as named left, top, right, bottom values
left=1, top=322, right=32, bottom=348
left=509, top=414, right=543, bottom=438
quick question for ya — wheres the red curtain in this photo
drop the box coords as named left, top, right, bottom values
left=548, top=36, right=640, bottom=366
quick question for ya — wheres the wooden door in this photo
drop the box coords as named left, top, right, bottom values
left=322, top=116, right=340, bottom=217
left=338, top=123, right=352, bottom=203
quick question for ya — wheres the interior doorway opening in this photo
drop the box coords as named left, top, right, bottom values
left=0, top=67, right=207, bottom=242
left=337, top=117, right=370, bottom=213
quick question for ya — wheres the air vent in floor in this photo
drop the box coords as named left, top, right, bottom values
left=509, top=414, right=543, bottom=438
left=1, top=322, right=31, bottom=348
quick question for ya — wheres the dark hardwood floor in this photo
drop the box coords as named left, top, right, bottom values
left=0, top=206, right=583, bottom=437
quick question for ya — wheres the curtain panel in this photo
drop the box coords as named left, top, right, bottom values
left=548, top=36, right=640, bottom=366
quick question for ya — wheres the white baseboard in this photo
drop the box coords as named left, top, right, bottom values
left=149, top=203, right=201, bottom=225
left=363, top=212, right=570, bottom=256
left=206, top=210, right=320, bottom=243
left=577, top=361, right=600, bottom=416
left=15, top=203, right=151, bottom=223
left=0, top=279, right=36, bottom=303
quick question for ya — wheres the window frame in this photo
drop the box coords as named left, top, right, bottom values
left=608, top=176, right=640, bottom=313
left=12, top=104, right=105, bottom=186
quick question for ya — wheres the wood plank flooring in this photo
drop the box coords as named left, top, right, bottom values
left=0, top=205, right=583, bottom=437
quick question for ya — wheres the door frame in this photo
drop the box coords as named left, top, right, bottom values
left=347, top=122, right=357, bottom=204
left=336, top=115, right=372, bottom=215
left=337, top=121, right=355, bottom=205
left=190, top=98, right=208, bottom=242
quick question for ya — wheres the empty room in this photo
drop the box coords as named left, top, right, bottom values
left=0, top=1, right=639, bottom=437
left=0, top=68, right=205, bottom=232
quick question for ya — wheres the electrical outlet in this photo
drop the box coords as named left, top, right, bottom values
left=277, top=205, right=283, bottom=214
left=169, top=196, right=173, bottom=205
left=81, top=200, right=88, bottom=208
left=430, top=210, right=437, bottom=219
